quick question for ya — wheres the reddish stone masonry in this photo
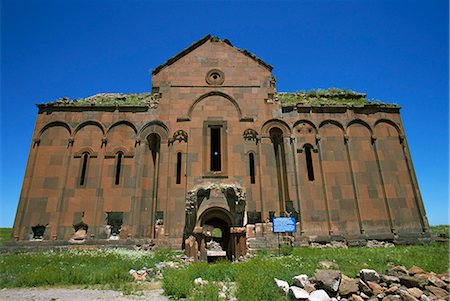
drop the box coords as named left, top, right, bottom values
left=11, top=35, right=430, bottom=257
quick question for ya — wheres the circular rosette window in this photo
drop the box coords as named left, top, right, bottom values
left=206, top=69, right=225, bottom=85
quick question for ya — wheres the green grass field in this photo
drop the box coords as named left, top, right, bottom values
left=0, top=226, right=448, bottom=300
left=0, top=228, right=12, bottom=246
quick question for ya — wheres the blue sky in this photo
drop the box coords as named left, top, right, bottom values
left=1, top=0, right=448, bottom=227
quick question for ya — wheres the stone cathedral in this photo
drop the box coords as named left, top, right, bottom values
left=12, top=35, right=430, bottom=257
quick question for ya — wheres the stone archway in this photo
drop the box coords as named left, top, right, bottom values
left=183, top=183, right=247, bottom=260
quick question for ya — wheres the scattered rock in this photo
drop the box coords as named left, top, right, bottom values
left=366, top=240, right=394, bottom=248
left=315, top=270, right=342, bottom=294
left=406, top=287, right=423, bottom=299
left=420, top=295, right=429, bottom=301
left=129, top=269, right=147, bottom=281
left=408, top=266, right=426, bottom=276
left=309, top=289, right=331, bottom=301
left=275, top=278, right=289, bottom=294
left=360, top=269, right=380, bottom=283
left=351, top=294, right=364, bottom=301
left=399, top=275, right=422, bottom=288
left=367, top=281, right=384, bottom=295
left=425, top=286, right=449, bottom=298
left=359, top=279, right=373, bottom=295
left=383, top=295, right=401, bottom=301
left=304, top=283, right=317, bottom=293
left=194, top=277, right=209, bottom=286
left=339, top=276, right=359, bottom=296
left=398, top=289, right=419, bottom=301
left=386, top=286, right=399, bottom=294
left=381, top=275, right=401, bottom=285
left=428, top=275, right=447, bottom=288
left=388, top=266, right=409, bottom=276
left=293, top=274, right=311, bottom=288
left=290, top=286, right=310, bottom=300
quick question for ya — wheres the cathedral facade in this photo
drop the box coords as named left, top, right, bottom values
left=12, top=35, right=430, bottom=256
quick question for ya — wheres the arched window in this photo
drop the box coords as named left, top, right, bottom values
left=115, top=152, right=123, bottom=185
left=176, top=152, right=182, bottom=184
left=249, top=153, right=256, bottom=184
left=304, top=145, right=315, bottom=181
left=79, top=152, right=89, bottom=186
left=148, top=133, right=161, bottom=166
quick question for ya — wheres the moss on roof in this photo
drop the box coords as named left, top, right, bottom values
left=277, top=88, right=393, bottom=106
left=44, top=93, right=151, bottom=106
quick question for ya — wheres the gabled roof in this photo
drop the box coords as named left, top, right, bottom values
left=151, top=34, right=273, bottom=75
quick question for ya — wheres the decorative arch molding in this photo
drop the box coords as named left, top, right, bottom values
left=106, top=120, right=138, bottom=135
left=373, top=119, right=402, bottom=136
left=104, top=146, right=134, bottom=158
left=38, top=121, right=72, bottom=137
left=73, top=147, right=98, bottom=158
left=168, top=130, right=188, bottom=145
left=138, top=120, right=169, bottom=140
left=293, top=119, right=318, bottom=134
left=74, top=120, right=105, bottom=136
left=261, top=119, right=292, bottom=136
left=243, top=128, right=258, bottom=142
left=196, top=207, right=234, bottom=228
left=347, top=119, right=373, bottom=136
left=187, top=91, right=243, bottom=120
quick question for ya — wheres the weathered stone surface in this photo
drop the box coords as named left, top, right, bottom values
left=425, top=286, right=449, bottom=298
left=339, top=276, right=359, bottom=296
left=406, top=288, right=423, bottom=299
left=398, top=289, right=419, bottom=301
left=389, top=266, right=409, bottom=276
left=428, top=275, right=447, bottom=288
left=274, top=278, right=289, bottom=294
left=290, top=286, right=310, bottom=300
left=408, top=266, right=426, bottom=276
left=309, top=290, right=331, bottom=301
left=367, top=281, right=384, bottom=295
left=293, top=274, right=311, bottom=288
left=359, top=279, right=373, bottom=295
left=351, top=294, right=364, bottom=301
left=383, top=295, right=401, bottom=301
left=420, top=295, right=429, bottom=301
left=399, top=275, right=422, bottom=288
left=381, top=275, right=401, bottom=284
left=304, top=283, right=317, bottom=293
left=315, top=270, right=342, bottom=294
left=386, top=286, right=400, bottom=294
left=360, top=269, right=380, bottom=283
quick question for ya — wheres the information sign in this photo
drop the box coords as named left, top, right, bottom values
left=272, top=217, right=296, bottom=233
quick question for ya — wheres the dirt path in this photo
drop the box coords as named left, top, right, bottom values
left=0, top=288, right=170, bottom=301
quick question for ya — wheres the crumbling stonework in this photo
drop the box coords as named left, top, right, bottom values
left=11, top=34, right=430, bottom=255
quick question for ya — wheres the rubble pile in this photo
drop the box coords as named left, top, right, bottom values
left=275, top=265, right=449, bottom=301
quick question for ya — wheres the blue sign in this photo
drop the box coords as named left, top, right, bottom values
left=272, top=217, right=297, bottom=233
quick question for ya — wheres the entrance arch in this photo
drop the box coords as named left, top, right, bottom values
left=198, top=207, right=233, bottom=260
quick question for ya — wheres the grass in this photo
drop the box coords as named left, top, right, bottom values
left=0, top=228, right=12, bottom=246
left=431, top=225, right=450, bottom=238
left=276, top=88, right=392, bottom=106
left=0, top=247, right=177, bottom=294
left=162, top=243, right=448, bottom=300
left=0, top=227, right=448, bottom=300
left=44, top=93, right=152, bottom=106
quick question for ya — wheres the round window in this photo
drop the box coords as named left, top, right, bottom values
left=206, top=69, right=225, bottom=85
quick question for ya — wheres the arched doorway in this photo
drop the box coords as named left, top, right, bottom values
left=199, top=207, right=232, bottom=260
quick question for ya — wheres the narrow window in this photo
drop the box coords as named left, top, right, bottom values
left=115, top=152, right=123, bottom=185
left=210, top=127, right=221, bottom=171
left=79, top=152, right=89, bottom=186
left=249, top=153, right=256, bottom=184
left=176, top=152, right=182, bottom=184
left=305, top=145, right=315, bottom=181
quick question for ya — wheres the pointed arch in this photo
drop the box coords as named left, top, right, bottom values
left=318, top=119, right=345, bottom=132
